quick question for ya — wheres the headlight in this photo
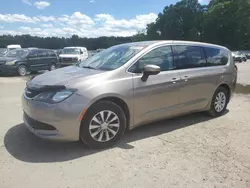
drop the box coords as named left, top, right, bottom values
left=52, top=90, right=75, bottom=102
left=33, top=89, right=76, bottom=103
left=5, top=60, right=16, bottom=65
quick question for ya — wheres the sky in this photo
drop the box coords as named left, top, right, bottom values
left=0, top=0, right=211, bottom=38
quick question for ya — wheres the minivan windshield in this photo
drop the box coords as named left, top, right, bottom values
left=62, top=48, right=81, bottom=55
left=5, top=49, right=29, bottom=57
left=79, top=44, right=145, bottom=71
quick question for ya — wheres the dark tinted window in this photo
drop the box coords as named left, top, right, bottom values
left=49, top=51, right=56, bottom=57
left=28, top=50, right=37, bottom=58
left=173, top=45, right=206, bottom=69
left=5, top=49, right=29, bottom=57
left=37, top=50, right=47, bottom=57
left=129, top=46, right=174, bottom=73
left=204, top=47, right=228, bottom=66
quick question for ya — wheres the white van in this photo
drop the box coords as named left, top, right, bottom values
left=59, top=47, right=88, bottom=67
left=7, top=44, right=21, bottom=51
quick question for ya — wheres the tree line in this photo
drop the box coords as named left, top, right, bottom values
left=0, top=0, right=249, bottom=50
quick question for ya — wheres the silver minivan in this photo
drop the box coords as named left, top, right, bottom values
left=22, top=41, right=237, bottom=148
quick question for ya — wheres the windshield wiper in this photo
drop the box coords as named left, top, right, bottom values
left=81, top=65, right=98, bottom=70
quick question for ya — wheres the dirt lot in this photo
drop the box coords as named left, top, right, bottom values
left=0, top=62, right=250, bottom=188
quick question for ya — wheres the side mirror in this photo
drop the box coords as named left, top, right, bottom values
left=141, top=64, right=160, bottom=82
left=80, top=51, right=83, bottom=54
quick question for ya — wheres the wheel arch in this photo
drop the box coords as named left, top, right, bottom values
left=216, top=83, right=231, bottom=102
left=16, top=61, right=28, bottom=66
left=82, top=96, right=131, bottom=130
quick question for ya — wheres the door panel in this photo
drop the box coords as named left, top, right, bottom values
left=177, top=68, right=219, bottom=112
left=27, top=50, right=39, bottom=71
left=172, top=45, right=228, bottom=112
left=129, top=45, right=182, bottom=126
left=132, top=71, right=182, bottom=126
left=39, top=50, right=50, bottom=70
left=172, top=45, right=209, bottom=112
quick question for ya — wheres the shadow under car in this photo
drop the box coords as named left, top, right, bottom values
left=4, top=111, right=227, bottom=163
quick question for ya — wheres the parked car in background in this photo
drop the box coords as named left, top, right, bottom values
left=232, top=51, right=247, bottom=62
left=246, top=52, right=250, bottom=59
left=59, top=47, right=88, bottom=67
left=0, top=48, right=7, bottom=56
left=241, top=51, right=250, bottom=59
left=96, top=48, right=105, bottom=53
left=7, top=44, right=21, bottom=51
left=22, top=40, right=237, bottom=149
left=0, top=48, right=58, bottom=76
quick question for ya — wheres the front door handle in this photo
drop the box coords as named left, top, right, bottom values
left=171, top=77, right=180, bottom=83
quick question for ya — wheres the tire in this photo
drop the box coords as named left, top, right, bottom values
left=80, top=101, right=127, bottom=149
left=208, top=87, right=229, bottom=117
left=18, top=65, right=28, bottom=76
left=49, top=64, right=56, bottom=71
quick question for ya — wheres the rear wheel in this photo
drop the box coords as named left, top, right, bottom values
left=49, top=64, right=56, bottom=71
left=80, top=101, right=127, bottom=149
left=18, top=65, right=28, bottom=76
left=208, top=87, right=229, bottom=117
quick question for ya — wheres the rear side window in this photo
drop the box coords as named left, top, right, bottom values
left=47, top=50, right=56, bottom=57
left=37, top=50, right=47, bottom=57
left=204, top=47, right=228, bottom=66
left=51, top=51, right=56, bottom=57
left=28, top=50, right=37, bottom=58
left=173, top=45, right=206, bottom=69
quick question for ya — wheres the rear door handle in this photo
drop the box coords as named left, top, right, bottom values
left=183, top=76, right=189, bottom=81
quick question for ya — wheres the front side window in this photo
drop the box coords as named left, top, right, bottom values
left=204, top=47, right=228, bottom=66
left=5, top=49, right=29, bottom=57
left=173, top=45, right=206, bottom=69
left=128, top=46, right=174, bottom=73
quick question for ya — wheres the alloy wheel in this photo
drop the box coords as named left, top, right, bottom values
left=214, top=92, right=226, bottom=112
left=89, top=110, right=120, bottom=142
left=18, top=65, right=27, bottom=76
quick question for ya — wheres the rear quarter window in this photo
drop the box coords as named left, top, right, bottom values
left=204, top=47, right=229, bottom=66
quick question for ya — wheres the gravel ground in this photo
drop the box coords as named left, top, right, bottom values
left=0, top=62, right=250, bottom=188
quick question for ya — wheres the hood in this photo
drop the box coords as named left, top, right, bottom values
left=0, top=56, right=23, bottom=64
left=29, top=66, right=105, bottom=87
left=59, top=54, right=80, bottom=58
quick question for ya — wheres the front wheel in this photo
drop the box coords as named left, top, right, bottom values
left=80, top=101, right=127, bottom=149
left=18, top=65, right=28, bottom=76
left=208, top=87, right=229, bottom=117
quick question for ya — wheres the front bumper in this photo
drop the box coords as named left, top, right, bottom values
left=59, top=59, right=79, bottom=67
left=0, top=64, right=18, bottom=75
left=22, top=93, right=90, bottom=141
